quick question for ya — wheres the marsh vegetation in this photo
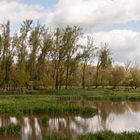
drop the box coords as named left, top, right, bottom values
left=0, top=20, right=140, bottom=140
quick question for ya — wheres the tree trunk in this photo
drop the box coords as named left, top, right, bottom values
left=55, top=69, right=59, bottom=89
left=95, top=63, right=100, bottom=89
left=65, top=66, right=69, bottom=89
left=82, top=63, right=86, bottom=89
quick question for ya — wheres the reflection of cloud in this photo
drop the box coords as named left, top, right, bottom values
left=107, top=111, right=140, bottom=132
left=34, top=118, right=42, bottom=140
left=49, top=118, right=66, bottom=132
left=69, top=120, right=84, bottom=134
left=47, top=102, right=140, bottom=135
left=49, top=119, right=59, bottom=131
left=74, top=116, right=103, bottom=133
left=10, top=117, right=17, bottom=124
left=22, top=117, right=32, bottom=140
left=69, top=111, right=140, bottom=133
left=0, top=102, right=140, bottom=138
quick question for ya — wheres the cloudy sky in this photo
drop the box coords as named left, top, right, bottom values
left=1, top=0, right=140, bottom=65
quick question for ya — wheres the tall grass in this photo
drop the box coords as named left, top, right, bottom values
left=77, top=131, right=140, bottom=140
left=0, top=88, right=140, bottom=116
left=43, top=133, right=69, bottom=140
left=0, top=95, right=97, bottom=116
left=0, top=124, right=21, bottom=134
left=43, top=131, right=140, bottom=140
left=41, top=116, right=49, bottom=125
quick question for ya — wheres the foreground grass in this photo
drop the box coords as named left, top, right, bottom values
left=43, top=131, right=140, bottom=140
left=0, top=95, right=97, bottom=116
left=0, top=88, right=140, bottom=116
left=0, top=124, right=21, bottom=134
left=76, top=131, right=140, bottom=140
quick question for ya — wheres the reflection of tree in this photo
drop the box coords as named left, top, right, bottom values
left=127, top=101, right=140, bottom=112
left=34, top=118, right=42, bottom=140
left=93, top=101, right=127, bottom=129
left=72, top=117, right=88, bottom=133
left=78, top=101, right=140, bottom=130
left=59, top=100, right=140, bottom=133
left=1, top=101, right=140, bottom=139
left=96, top=101, right=112, bottom=130
left=94, top=101, right=140, bottom=131
left=22, top=117, right=32, bottom=140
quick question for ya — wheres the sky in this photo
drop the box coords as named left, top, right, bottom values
left=1, top=0, right=140, bottom=65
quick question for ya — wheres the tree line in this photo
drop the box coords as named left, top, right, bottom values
left=0, top=20, right=139, bottom=91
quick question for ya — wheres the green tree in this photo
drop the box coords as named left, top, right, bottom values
left=36, top=30, right=53, bottom=87
left=51, top=27, right=66, bottom=89
left=28, top=22, right=45, bottom=84
left=63, top=26, right=82, bottom=89
left=81, top=36, right=96, bottom=89
left=95, top=44, right=112, bottom=88
left=0, top=21, right=14, bottom=90
left=110, top=66, right=126, bottom=88
left=14, top=20, right=33, bottom=88
left=130, top=68, right=140, bottom=89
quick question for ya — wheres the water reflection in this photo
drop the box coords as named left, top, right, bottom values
left=34, top=118, right=42, bottom=140
left=22, top=117, right=32, bottom=140
left=10, top=117, right=18, bottom=124
left=0, top=101, right=140, bottom=140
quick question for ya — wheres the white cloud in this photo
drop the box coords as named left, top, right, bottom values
left=0, top=0, right=139, bottom=65
left=0, top=0, right=20, bottom=1
left=0, top=1, right=46, bottom=23
left=46, top=0, right=140, bottom=29
left=85, top=30, right=140, bottom=65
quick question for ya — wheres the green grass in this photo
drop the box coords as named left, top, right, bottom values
left=0, top=89, right=140, bottom=138
left=43, top=133, right=69, bottom=140
left=41, top=116, right=49, bottom=125
left=0, top=88, right=140, bottom=116
left=54, top=89, right=140, bottom=101
left=77, top=131, right=140, bottom=140
left=42, top=131, right=140, bottom=140
left=0, top=95, right=97, bottom=116
left=0, top=124, right=21, bottom=134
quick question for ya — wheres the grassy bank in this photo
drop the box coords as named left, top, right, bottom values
left=0, top=89, right=140, bottom=116
left=43, top=131, right=140, bottom=140
left=54, top=89, right=140, bottom=101
left=25, top=88, right=140, bottom=101
left=0, top=95, right=97, bottom=116
left=0, top=124, right=21, bottom=134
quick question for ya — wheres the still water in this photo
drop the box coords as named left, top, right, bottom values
left=1, top=101, right=140, bottom=140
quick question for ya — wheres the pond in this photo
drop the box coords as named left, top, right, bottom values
left=1, top=100, right=140, bottom=140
